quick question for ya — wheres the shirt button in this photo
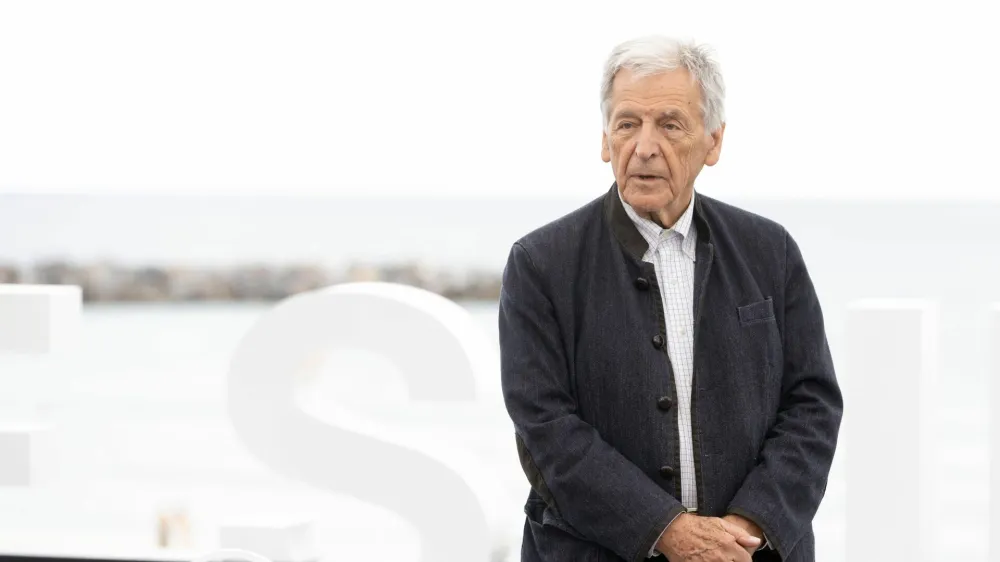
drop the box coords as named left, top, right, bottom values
left=652, top=334, right=665, bottom=349
left=659, top=465, right=675, bottom=478
left=634, top=277, right=650, bottom=291
left=657, top=396, right=673, bottom=410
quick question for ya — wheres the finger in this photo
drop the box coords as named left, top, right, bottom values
left=718, top=518, right=743, bottom=536
left=719, top=520, right=761, bottom=550
left=736, top=534, right=761, bottom=549
left=725, top=541, right=754, bottom=562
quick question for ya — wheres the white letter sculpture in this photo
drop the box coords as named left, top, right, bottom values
left=0, top=283, right=81, bottom=487
left=226, top=282, right=506, bottom=562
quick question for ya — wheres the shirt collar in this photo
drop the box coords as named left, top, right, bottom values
left=617, top=187, right=697, bottom=261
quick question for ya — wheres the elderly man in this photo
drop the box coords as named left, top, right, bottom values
left=498, top=36, right=843, bottom=562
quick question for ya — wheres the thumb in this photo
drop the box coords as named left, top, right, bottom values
left=719, top=519, right=761, bottom=549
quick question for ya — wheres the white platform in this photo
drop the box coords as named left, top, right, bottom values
left=0, top=425, right=52, bottom=486
left=219, top=517, right=318, bottom=562
left=0, top=284, right=82, bottom=354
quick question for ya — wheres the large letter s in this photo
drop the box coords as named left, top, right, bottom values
left=226, top=282, right=508, bottom=562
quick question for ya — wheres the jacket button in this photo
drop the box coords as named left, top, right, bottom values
left=659, top=465, right=675, bottom=478
left=634, top=277, right=650, bottom=291
left=657, top=396, right=673, bottom=410
left=652, top=334, right=665, bottom=349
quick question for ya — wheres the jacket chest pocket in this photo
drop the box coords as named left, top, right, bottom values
left=738, top=297, right=775, bottom=327
left=734, top=297, right=781, bottom=383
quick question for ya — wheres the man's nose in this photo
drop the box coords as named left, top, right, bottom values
left=634, top=125, right=662, bottom=160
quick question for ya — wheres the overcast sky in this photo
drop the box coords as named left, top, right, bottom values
left=0, top=0, right=996, bottom=200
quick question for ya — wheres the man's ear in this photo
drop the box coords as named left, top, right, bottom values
left=601, top=130, right=611, bottom=163
left=705, top=123, right=725, bottom=166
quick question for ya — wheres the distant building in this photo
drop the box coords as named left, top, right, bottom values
left=0, top=264, right=19, bottom=284
left=0, top=260, right=501, bottom=302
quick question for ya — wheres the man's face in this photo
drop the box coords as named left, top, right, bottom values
left=602, top=68, right=725, bottom=224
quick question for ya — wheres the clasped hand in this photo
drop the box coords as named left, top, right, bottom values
left=656, top=513, right=762, bottom=562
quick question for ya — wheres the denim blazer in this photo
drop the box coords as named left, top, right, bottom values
left=498, top=184, right=843, bottom=562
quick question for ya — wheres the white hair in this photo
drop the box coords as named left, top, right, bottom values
left=600, top=36, right=726, bottom=134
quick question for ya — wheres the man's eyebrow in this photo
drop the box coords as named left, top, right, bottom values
left=612, top=108, right=688, bottom=122
left=612, top=109, right=640, bottom=121
left=658, top=109, right=687, bottom=122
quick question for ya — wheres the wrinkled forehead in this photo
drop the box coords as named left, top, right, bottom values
left=608, top=68, right=703, bottom=120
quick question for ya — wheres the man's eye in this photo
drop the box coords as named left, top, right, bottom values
left=664, top=123, right=679, bottom=130
left=619, top=122, right=635, bottom=130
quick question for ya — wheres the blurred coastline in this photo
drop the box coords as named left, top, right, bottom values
left=0, top=260, right=501, bottom=302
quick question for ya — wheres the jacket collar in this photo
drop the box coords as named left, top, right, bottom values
left=616, top=186, right=697, bottom=261
left=603, top=182, right=712, bottom=263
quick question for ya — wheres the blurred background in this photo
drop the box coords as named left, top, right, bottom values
left=1, top=1, right=998, bottom=562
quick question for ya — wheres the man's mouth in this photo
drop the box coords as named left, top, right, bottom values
left=635, top=174, right=662, bottom=181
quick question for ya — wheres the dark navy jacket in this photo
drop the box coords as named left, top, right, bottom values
left=498, top=185, right=843, bottom=562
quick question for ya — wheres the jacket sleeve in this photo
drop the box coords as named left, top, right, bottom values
left=726, top=230, right=844, bottom=559
left=499, top=242, right=686, bottom=562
